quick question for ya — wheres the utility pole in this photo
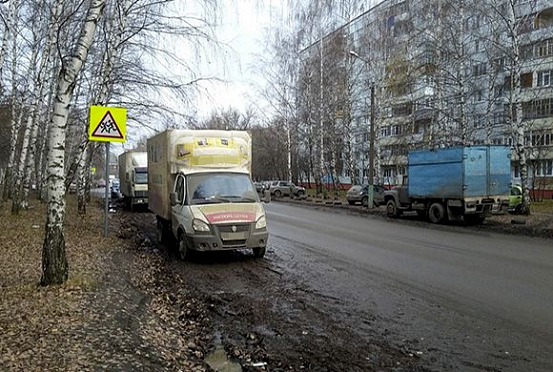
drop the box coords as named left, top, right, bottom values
left=368, top=83, right=376, bottom=209
left=349, top=50, right=376, bottom=209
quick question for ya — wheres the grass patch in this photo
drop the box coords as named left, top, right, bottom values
left=531, top=198, right=553, bottom=214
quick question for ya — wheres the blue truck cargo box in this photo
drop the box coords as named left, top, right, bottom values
left=408, top=146, right=511, bottom=199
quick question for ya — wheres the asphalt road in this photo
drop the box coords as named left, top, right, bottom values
left=264, top=202, right=553, bottom=371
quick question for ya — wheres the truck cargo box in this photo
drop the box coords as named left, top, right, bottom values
left=408, top=146, right=511, bottom=200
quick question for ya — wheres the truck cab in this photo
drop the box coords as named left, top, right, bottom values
left=169, top=170, right=268, bottom=259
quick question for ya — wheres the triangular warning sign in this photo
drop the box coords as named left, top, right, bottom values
left=91, top=111, right=124, bottom=139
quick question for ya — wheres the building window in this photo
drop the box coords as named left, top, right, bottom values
left=535, top=38, right=553, bottom=57
left=392, top=125, right=403, bottom=136
left=473, top=63, right=487, bottom=77
left=536, top=160, right=553, bottom=176
left=521, top=72, right=533, bottom=88
left=381, top=126, right=391, bottom=137
left=474, top=90, right=484, bottom=102
left=537, top=70, right=552, bottom=87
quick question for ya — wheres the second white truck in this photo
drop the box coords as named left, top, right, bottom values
left=147, top=129, right=268, bottom=259
left=118, top=151, right=148, bottom=210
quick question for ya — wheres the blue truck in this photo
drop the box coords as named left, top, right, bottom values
left=384, top=146, right=511, bottom=224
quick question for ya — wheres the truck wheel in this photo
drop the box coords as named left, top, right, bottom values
left=428, top=203, right=446, bottom=224
left=386, top=199, right=400, bottom=218
left=177, top=233, right=188, bottom=261
left=252, top=246, right=266, bottom=258
left=274, top=190, right=281, bottom=198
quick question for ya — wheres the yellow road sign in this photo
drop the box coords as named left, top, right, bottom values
left=89, top=105, right=127, bottom=142
left=91, top=167, right=96, bottom=175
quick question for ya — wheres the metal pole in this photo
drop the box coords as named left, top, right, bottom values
left=104, top=142, right=109, bottom=237
left=368, top=84, right=376, bottom=209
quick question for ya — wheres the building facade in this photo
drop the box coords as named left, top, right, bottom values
left=298, top=0, right=553, bottom=197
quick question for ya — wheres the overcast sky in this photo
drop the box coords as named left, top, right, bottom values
left=190, top=1, right=289, bottom=118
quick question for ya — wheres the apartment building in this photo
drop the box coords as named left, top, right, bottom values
left=298, top=0, right=553, bottom=197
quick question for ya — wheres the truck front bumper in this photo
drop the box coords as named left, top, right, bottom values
left=186, top=225, right=268, bottom=251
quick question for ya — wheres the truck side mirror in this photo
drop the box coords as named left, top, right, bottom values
left=170, top=192, right=178, bottom=206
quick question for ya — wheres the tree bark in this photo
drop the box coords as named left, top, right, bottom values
left=41, top=0, right=106, bottom=286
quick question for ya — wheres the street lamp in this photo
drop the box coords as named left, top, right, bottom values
left=349, top=50, right=376, bottom=209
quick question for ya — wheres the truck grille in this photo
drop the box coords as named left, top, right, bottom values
left=215, top=224, right=251, bottom=248
left=217, top=224, right=250, bottom=233
left=135, top=191, right=148, bottom=198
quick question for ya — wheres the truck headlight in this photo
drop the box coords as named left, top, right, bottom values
left=192, top=219, right=210, bottom=232
left=255, top=216, right=267, bottom=229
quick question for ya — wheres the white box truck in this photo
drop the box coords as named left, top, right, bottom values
left=118, top=151, right=148, bottom=210
left=147, top=130, right=268, bottom=259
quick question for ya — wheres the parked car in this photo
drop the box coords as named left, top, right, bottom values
left=269, top=180, right=306, bottom=197
left=508, top=185, right=523, bottom=214
left=347, top=184, right=386, bottom=207
left=254, top=182, right=265, bottom=193
left=68, top=182, right=77, bottom=194
left=96, top=179, right=106, bottom=188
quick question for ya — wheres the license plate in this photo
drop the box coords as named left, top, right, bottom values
left=221, top=232, right=246, bottom=240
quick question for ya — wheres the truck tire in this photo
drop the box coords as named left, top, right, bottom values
left=177, top=233, right=189, bottom=261
left=428, top=202, right=446, bottom=224
left=252, top=246, right=266, bottom=258
left=386, top=199, right=400, bottom=218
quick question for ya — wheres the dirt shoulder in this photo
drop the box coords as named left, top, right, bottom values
left=0, top=197, right=207, bottom=371
left=272, top=196, right=553, bottom=240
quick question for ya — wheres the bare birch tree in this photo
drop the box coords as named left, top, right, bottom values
left=41, top=0, right=106, bottom=286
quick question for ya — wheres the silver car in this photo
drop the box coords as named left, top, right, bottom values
left=269, top=181, right=306, bottom=197
left=347, top=184, right=386, bottom=207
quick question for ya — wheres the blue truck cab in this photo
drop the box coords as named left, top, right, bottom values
left=384, top=146, right=511, bottom=224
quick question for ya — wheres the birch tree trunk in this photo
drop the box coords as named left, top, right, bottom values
left=506, top=0, right=531, bottom=215
left=0, top=0, right=18, bottom=93
left=21, top=0, right=63, bottom=209
left=37, top=56, right=60, bottom=202
left=41, top=0, right=106, bottom=286
left=11, top=24, right=42, bottom=214
left=2, top=7, right=21, bottom=203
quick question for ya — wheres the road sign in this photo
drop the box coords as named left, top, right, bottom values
left=91, top=167, right=96, bottom=175
left=89, top=105, right=126, bottom=142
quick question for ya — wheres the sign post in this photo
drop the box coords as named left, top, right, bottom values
left=88, top=105, right=127, bottom=237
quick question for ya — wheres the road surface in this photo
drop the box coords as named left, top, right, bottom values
left=264, top=202, right=553, bottom=371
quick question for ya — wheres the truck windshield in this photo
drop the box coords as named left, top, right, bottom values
left=134, top=172, right=148, bottom=184
left=188, top=173, right=258, bottom=205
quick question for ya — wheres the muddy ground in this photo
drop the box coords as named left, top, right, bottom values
left=118, top=208, right=430, bottom=372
